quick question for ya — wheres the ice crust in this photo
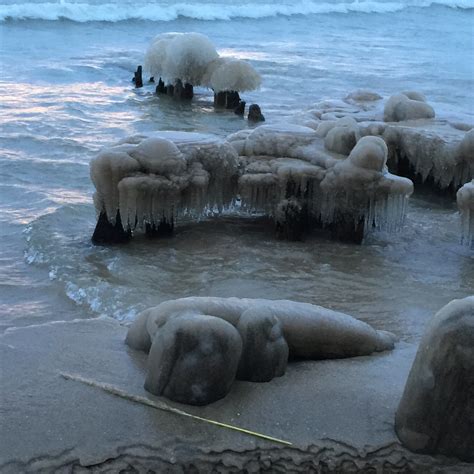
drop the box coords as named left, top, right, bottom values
left=91, top=123, right=413, bottom=237
left=90, top=132, right=239, bottom=228
left=457, top=179, right=474, bottom=247
left=298, top=92, right=473, bottom=191
left=228, top=124, right=413, bottom=233
left=144, top=32, right=261, bottom=92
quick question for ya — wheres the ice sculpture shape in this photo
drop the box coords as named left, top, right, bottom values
left=144, top=314, right=242, bottom=405
left=235, top=308, right=288, bottom=382
left=126, top=297, right=397, bottom=405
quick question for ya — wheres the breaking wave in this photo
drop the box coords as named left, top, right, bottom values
left=1, top=0, right=472, bottom=22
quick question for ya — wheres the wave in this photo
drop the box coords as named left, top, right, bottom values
left=1, top=0, right=472, bottom=22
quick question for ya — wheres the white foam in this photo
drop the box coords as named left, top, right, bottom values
left=1, top=1, right=471, bottom=22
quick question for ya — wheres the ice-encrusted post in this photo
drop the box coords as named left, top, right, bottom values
left=92, top=210, right=131, bottom=244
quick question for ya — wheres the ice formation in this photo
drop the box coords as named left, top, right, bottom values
left=91, top=122, right=413, bottom=243
left=144, top=32, right=219, bottom=86
left=228, top=124, right=413, bottom=240
left=143, top=32, right=261, bottom=101
left=144, top=314, right=242, bottom=405
left=457, top=180, right=474, bottom=247
left=126, top=297, right=396, bottom=404
left=297, top=92, right=473, bottom=191
left=90, top=132, right=239, bottom=237
left=384, top=92, right=435, bottom=122
left=126, top=297, right=397, bottom=358
left=395, top=296, right=474, bottom=462
left=204, top=58, right=261, bottom=93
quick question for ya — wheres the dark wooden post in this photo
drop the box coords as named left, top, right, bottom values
left=134, top=66, right=143, bottom=88
left=92, top=210, right=131, bottom=244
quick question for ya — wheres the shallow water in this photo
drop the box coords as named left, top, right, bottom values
left=0, top=2, right=473, bottom=341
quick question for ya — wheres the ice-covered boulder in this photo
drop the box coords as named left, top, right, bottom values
left=235, top=307, right=288, bottom=382
left=384, top=92, right=435, bottom=122
left=90, top=132, right=239, bottom=242
left=127, top=297, right=396, bottom=405
left=457, top=179, right=474, bottom=247
left=144, top=314, right=242, bottom=405
left=395, top=296, right=474, bottom=462
left=127, top=297, right=397, bottom=359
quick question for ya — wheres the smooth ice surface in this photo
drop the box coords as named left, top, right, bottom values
left=127, top=296, right=397, bottom=359
left=457, top=180, right=474, bottom=247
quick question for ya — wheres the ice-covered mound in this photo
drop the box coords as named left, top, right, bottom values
left=298, top=92, right=473, bottom=192
left=395, top=296, right=474, bottom=462
left=457, top=180, right=474, bottom=247
left=384, top=91, right=435, bottom=122
left=143, top=32, right=261, bottom=108
left=320, top=136, right=413, bottom=233
left=144, top=32, right=219, bottom=86
left=126, top=296, right=397, bottom=404
left=228, top=124, right=413, bottom=241
left=203, top=57, right=261, bottom=93
left=90, top=132, right=239, bottom=242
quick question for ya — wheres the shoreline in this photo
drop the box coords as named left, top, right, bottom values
left=1, top=316, right=472, bottom=473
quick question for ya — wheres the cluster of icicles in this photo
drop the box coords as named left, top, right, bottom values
left=90, top=124, right=415, bottom=237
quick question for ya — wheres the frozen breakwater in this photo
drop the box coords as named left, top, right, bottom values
left=91, top=125, right=413, bottom=244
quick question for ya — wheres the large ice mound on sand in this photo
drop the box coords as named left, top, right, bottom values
left=90, top=132, right=239, bottom=239
left=298, top=93, right=473, bottom=192
left=126, top=297, right=397, bottom=405
left=457, top=180, right=474, bottom=247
